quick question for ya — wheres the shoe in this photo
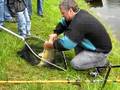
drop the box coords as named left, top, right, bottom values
left=38, top=14, right=44, bottom=17
left=40, top=15, right=44, bottom=17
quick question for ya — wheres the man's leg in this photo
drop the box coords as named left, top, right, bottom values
left=25, top=0, right=32, bottom=16
left=71, top=50, right=108, bottom=70
left=24, top=8, right=31, bottom=36
left=16, top=11, right=27, bottom=37
left=4, top=0, right=13, bottom=21
left=37, top=0, right=43, bottom=16
left=0, top=0, right=4, bottom=26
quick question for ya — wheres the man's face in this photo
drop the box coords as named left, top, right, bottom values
left=60, top=7, right=71, bottom=21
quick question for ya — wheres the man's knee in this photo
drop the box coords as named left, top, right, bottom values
left=70, top=60, right=86, bottom=70
left=71, top=58, right=108, bottom=70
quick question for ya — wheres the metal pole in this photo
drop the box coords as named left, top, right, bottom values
left=0, top=26, right=24, bottom=41
left=101, top=65, right=112, bottom=90
left=61, top=51, right=67, bottom=69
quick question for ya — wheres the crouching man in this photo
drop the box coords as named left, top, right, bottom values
left=43, top=0, right=112, bottom=70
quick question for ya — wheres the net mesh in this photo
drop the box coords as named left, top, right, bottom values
left=25, top=36, right=44, bottom=54
left=17, top=36, right=67, bottom=70
left=17, top=36, right=44, bottom=65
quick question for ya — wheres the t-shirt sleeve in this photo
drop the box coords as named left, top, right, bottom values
left=53, top=35, right=77, bottom=51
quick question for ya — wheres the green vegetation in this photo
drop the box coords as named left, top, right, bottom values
left=0, top=0, right=120, bottom=90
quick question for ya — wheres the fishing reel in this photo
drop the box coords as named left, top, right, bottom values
left=89, top=68, right=99, bottom=78
left=89, top=71, right=99, bottom=77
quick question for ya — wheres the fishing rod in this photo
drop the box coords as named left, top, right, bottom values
left=93, top=64, right=120, bottom=90
left=0, top=79, right=120, bottom=84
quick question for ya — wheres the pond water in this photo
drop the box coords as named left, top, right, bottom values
left=89, top=0, right=120, bottom=41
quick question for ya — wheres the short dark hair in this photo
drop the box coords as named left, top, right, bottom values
left=59, top=0, right=79, bottom=12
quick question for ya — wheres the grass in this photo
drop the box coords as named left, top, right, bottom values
left=0, top=0, right=120, bottom=90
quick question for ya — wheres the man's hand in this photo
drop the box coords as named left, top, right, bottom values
left=44, top=41, right=54, bottom=49
left=49, top=33, right=58, bottom=41
left=43, top=33, right=58, bottom=49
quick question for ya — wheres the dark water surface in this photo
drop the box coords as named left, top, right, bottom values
left=89, top=0, right=120, bottom=41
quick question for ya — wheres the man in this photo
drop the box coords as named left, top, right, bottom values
left=0, top=0, right=14, bottom=27
left=7, top=0, right=31, bottom=38
left=0, top=0, right=4, bottom=26
left=25, top=0, right=32, bottom=17
left=37, top=0, right=43, bottom=17
left=44, top=0, right=112, bottom=70
left=4, top=0, right=14, bottom=22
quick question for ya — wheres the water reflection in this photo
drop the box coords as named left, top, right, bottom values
left=105, top=0, right=120, bottom=7
left=89, top=0, right=120, bottom=40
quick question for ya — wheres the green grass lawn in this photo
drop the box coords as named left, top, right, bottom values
left=0, top=0, right=120, bottom=90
